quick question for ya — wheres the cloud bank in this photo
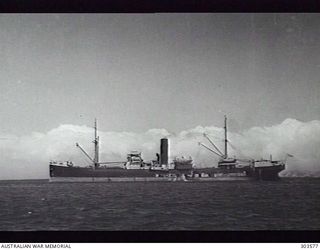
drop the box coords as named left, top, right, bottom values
left=0, top=118, right=320, bottom=179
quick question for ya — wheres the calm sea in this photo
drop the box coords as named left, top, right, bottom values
left=0, top=178, right=319, bottom=231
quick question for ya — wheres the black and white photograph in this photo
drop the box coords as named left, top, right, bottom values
left=0, top=13, right=319, bottom=240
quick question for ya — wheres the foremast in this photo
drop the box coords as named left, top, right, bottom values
left=224, top=115, right=228, bottom=159
left=76, top=118, right=100, bottom=170
left=93, top=118, right=99, bottom=169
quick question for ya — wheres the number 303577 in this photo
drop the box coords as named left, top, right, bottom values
left=301, top=244, right=318, bottom=248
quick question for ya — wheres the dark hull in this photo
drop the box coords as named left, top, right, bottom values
left=252, top=165, right=286, bottom=180
left=50, top=165, right=155, bottom=178
left=50, top=164, right=284, bottom=181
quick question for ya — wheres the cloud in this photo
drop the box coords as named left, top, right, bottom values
left=0, top=118, right=319, bottom=179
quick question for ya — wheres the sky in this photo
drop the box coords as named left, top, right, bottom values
left=0, top=14, right=319, bottom=179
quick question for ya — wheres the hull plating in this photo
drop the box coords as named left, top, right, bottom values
left=50, top=164, right=284, bottom=182
left=49, top=176, right=254, bottom=182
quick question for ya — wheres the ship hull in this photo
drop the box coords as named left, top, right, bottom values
left=50, top=164, right=284, bottom=182
left=49, top=177, right=179, bottom=182
left=50, top=165, right=156, bottom=178
left=49, top=176, right=254, bottom=182
left=252, top=164, right=285, bottom=180
left=188, top=176, right=253, bottom=182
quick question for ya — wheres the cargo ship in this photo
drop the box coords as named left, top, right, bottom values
left=49, top=117, right=286, bottom=182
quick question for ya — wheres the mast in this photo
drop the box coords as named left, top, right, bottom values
left=75, top=119, right=100, bottom=169
left=198, top=116, right=230, bottom=160
left=93, top=118, right=99, bottom=169
left=224, top=115, right=228, bottom=159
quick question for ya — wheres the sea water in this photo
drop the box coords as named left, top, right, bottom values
left=0, top=178, right=319, bottom=230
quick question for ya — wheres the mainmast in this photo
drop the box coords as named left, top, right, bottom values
left=93, top=118, right=99, bottom=169
left=224, top=115, right=228, bottom=159
left=198, top=116, right=229, bottom=160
